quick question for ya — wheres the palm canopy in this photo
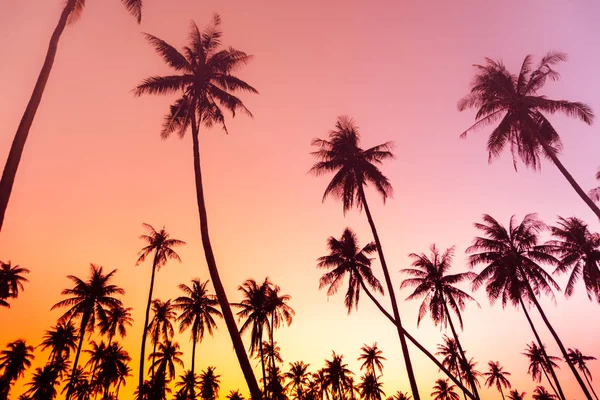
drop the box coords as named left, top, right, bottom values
left=136, top=223, right=185, bottom=270
left=533, top=386, right=558, bottom=400
left=39, top=321, right=78, bottom=363
left=468, top=214, right=559, bottom=307
left=484, top=361, right=511, bottom=393
left=401, top=245, right=478, bottom=329
left=431, top=379, right=460, bottom=400
left=0, top=261, right=30, bottom=304
left=567, top=348, right=596, bottom=380
left=458, top=51, right=593, bottom=170
left=436, top=336, right=461, bottom=376
left=68, top=0, right=143, bottom=23
left=232, top=278, right=272, bottom=355
left=546, top=217, right=600, bottom=302
left=267, top=284, right=294, bottom=332
left=149, top=299, right=177, bottom=344
left=200, top=366, right=221, bottom=400
left=523, top=342, right=560, bottom=383
left=309, top=116, right=394, bottom=213
left=322, top=352, right=354, bottom=400
left=357, top=373, right=385, bottom=400
left=175, top=370, right=201, bottom=399
left=0, top=340, right=34, bottom=382
left=98, top=305, right=133, bottom=341
left=459, top=358, right=482, bottom=389
left=96, top=342, right=131, bottom=391
left=508, top=390, right=526, bottom=400
left=134, top=14, right=258, bottom=137
left=358, top=343, right=386, bottom=375
left=317, top=228, right=383, bottom=313
left=283, top=361, right=311, bottom=398
left=174, top=279, right=222, bottom=342
left=150, top=341, right=184, bottom=380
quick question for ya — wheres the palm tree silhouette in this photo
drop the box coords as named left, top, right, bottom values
left=96, top=342, right=131, bottom=400
left=546, top=217, right=600, bottom=302
left=23, top=363, right=65, bottom=400
left=459, top=358, right=482, bottom=397
left=437, top=336, right=462, bottom=382
left=357, top=373, right=385, bottom=400
left=484, top=361, right=511, bottom=400
left=84, top=340, right=107, bottom=396
left=533, top=386, right=558, bottom=400
left=323, top=352, right=354, bottom=400
left=134, top=14, right=259, bottom=399
left=387, top=392, right=411, bottom=400
left=458, top=51, right=598, bottom=219
left=136, top=223, right=185, bottom=392
left=467, top=213, right=587, bottom=399
left=148, top=299, right=176, bottom=379
left=174, top=279, right=222, bottom=400
left=358, top=343, right=386, bottom=376
left=284, top=361, right=311, bottom=400
left=199, top=367, right=220, bottom=400
left=310, top=116, right=422, bottom=400
left=431, top=379, right=460, bottom=400
left=149, top=341, right=184, bottom=383
left=0, top=340, right=34, bottom=398
left=99, top=305, right=133, bottom=346
left=523, top=342, right=561, bottom=398
left=227, top=389, right=245, bottom=400
left=266, top=283, right=294, bottom=390
left=507, top=390, right=526, bottom=400
left=61, top=367, right=92, bottom=400
left=0, top=0, right=143, bottom=231
left=0, top=261, right=30, bottom=307
left=39, top=321, right=78, bottom=366
left=568, top=348, right=599, bottom=400
left=175, top=370, right=201, bottom=400
left=51, top=264, right=124, bottom=400
left=401, top=245, right=479, bottom=398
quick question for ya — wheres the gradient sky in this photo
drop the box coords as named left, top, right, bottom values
left=1, top=0, right=600, bottom=399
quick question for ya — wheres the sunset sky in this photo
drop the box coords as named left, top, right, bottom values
left=1, top=0, right=600, bottom=399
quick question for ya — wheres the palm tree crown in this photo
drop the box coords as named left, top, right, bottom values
left=484, top=361, right=511, bottom=399
left=136, top=224, right=185, bottom=270
left=523, top=342, right=560, bottom=383
left=175, top=279, right=222, bottom=343
left=39, top=321, right=78, bottom=364
left=0, top=261, right=30, bottom=307
left=0, top=340, right=35, bottom=382
left=431, top=379, right=460, bottom=400
left=357, top=343, right=386, bottom=375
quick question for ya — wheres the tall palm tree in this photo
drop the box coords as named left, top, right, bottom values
left=149, top=341, right=184, bottom=382
left=0, top=0, right=143, bottom=231
left=401, top=245, right=479, bottom=398
left=95, top=342, right=131, bottom=400
left=507, top=390, right=526, bottom=400
left=134, top=14, right=260, bottom=399
left=0, top=340, right=34, bottom=398
left=458, top=51, right=598, bottom=219
left=199, top=367, right=220, bottom=400
left=99, top=305, right=134, bottom=345
left=431, top=379, right=460, bottom=400
left=310, top=116, right=422, bottom=400
left=174, top=279, right=222, bottom=400
left=322, top=352, right=354, bottom=400
left=532, top=386, right=557, bottom=400
left=523, top=342, right=561, bottom=398
left=357, top=373, right=384, bottom=400
left=546, top=217, right=600, bottom=302
left=39, top=321, right=78, bottom=366
left=136, top=223, right=185, bottom=392
left=568, top=348, right=599, bottom=400
left=176, top=370, right=201, bottom=400
left=0, top=261, right=30, bottom=307
left=148, top=299, right=177, bottom=378
left=468, top=213, right=588, bottom=399
left=358, top=344, right=386, bottom=376
left=51, top=264, right=124, bottom=400
left=484, top=361, right=511, bottom=400
left=284, top=361, right=311, bottom=400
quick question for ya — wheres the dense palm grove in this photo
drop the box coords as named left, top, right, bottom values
left=1, top=1, right=600, bottom=400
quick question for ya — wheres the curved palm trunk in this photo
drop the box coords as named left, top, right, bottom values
left=358, top=188, right=420, bottom=400
left=0, top=0, right=78, bottom=232
left=66, top=314, right=90, bottom=400
left=583, top=371, right=600, bottom=400
left=191, top=332, right=197, bottom=400
left=138, top=251, right=159, bottom=393
left=519, top=298, right=565, bottom=400
left=358, top=280, right=475, bottom=399
left=442, top=301, right=480, bottom=400
left=499, top=386, right=505, bottom=400
left=190, top=114, right=262, bottom=400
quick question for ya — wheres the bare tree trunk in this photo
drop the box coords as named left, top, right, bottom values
left=66, top=314, right=90, bottom=400
left=138, top=251, right=159, bottom=394
left=0, top=0, right=78, bottom=231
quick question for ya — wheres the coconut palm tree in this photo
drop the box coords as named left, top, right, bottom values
left=532, top=387, right=557, bottom=400
left=437, top=336, right=462, bottom=379
left=176, top=370, right=201, bottom=400
left=150, top=341, right=184, bottom=382
left=199, top=367, right=220, bottom=400
left=0, top=340, right=34, bottom=398
left=136, top=223, right=185, bottom=391
left=401, top=245, right=479, bottom=398
left=507, top=390, right=526, bottom=400
left=323, top=352, right=354, bottom=400
left=266, top=284, right=294, bottom=387
left=39, top=321, right=78, bottom=366
left=174, top=279, right=222, bottom=399
left=458, top=51, right=598, bottom=219
left=546, top=217, right=600, bottom=302
left=468, top=213, right=585, bottom=400
left=148, top=299, right=177, bottom=378
left=60, top=367, right=91, bottom=400
left=134, top=14, right=260, bottom=399
left=260, top=341, right=283, bottom=371
left=0, top=0, right=143, bottom=231
left=83, top=340, right=107, bottom=395
left=23, top=364, right=62, bottom=400
left=431, top=379, right=460, bottom=400
left=284, top=361, right=311, bottom=400
left=568, top=348, right=599, bottom=400
left=387, top=392, right=411, bottom=400
left=459, top=358, right=482, bottom=398
left=484, top=361, right=511, bottom=400
left=51, top=264, right=124, bottom=400
left=310, top=116, right=422, bottom=399
left=96, top=342, right=131, bottom=400
left=358, top=344, right=386, bottom=376
left=99, top=305, right=133, bottom=345
left=0, top=261, right=30, bottom=307
left=523, top=342, right=561, bottom=398
left=357, top=373, right=384, bottom=400
left=227, top=390, right=245, bottom=400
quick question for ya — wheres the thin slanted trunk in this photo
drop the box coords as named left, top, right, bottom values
left=191, top=331, right=197, bottom=400
left=139, top=250, right=159, bottom=393
left=442, top=301, right=480, bottom=400
left=521, top=274, right=593, bottom=400
left=583, top=370, right=600, bottom=400
left=0, top=0, right=78, bottom=232
left=270, top=313, right=276, bottom=395
left=357, top=280, right=475, bottom=399
left=189, top=111, right=262, bottom=400
left=499, top=386, right=505, bottom=400
left=66, top=314, right=90, bottom=400
left=258, top=328, right=267, bottom=395
left=519, top=297, right=565, bottom=400
left=358, top=187, right=420, bottom=400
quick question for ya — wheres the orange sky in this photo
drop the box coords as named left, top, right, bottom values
left=1, top=0, right=600, bottom=399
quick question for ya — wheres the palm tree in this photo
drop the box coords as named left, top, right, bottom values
left=322, top=352, right=354, bottom=400
left=546, top=217, right=600, bottom=302
left=149, top=341, right=184, bottom=382
left=61, top=367, right=91, bottom=400
left=507, top=390, right=526, bottom=400
left=98, top=305, right=133, bottom=345
left=23, top=364, right=62, bottom=400
left=94, top=342, right=131, bottom=400
left=437, top=336, right=462, bottom=382
left=431, top=379, right=460, bottom=400
left=176, top=370, right=201, bottom=400
left=484, top=361, right=511, bottom=400
left=260, top=341, right=283, bottom=370
left=0, top=0, right=143, bottom=231
left=136, top=223, right=185, bottom=391
left=459, top=358, right=482, bottom=397
left=468, top=213, right=587, bottom=399
left=523, top=342, right=561, bottom=398
left=83, top=340, right=107, bottom=395
left=387, top=392, right=411, bottom=400
left=357, top=373, right=384, bottom=400
left=134, top=14, right=260, bottom=399
left=0, top=340, right=34, bottom=398
left=401, top=245, right=479, bottom=398
left=284, top=361, right=311, bottom=400
left=0, top=261, right=30, bottom=307
left=266, top=283, right=294, bottom=387
left=51, top=264, right=124, bottom=400
left=568, top=348, right=599, bottom=400
left=227, top=390, right=245, bottom=400
left=458, top=51, right=598, bottom=219
left=199, top=367, right=220, bottom=400
left=588, top=169, right=600, bottom=202
left=532, top=387, right=557, bottom=400
left=310, top=116, right=423, bottom=400
left=39, top=321, right=78, bottom=365
left=358, top=344, right=386, bottom=376
left=148, top=299, right=177, bottom=378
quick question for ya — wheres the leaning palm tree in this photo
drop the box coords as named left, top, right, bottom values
left=148, top=299, right=177, bottom=379
left=199, top=367, right=221, bottom=400
left=484, top=361, right=511, bottom=400
left=0, top=0, right=143, bottom=231
left=524, top=342, right=562, bottom=398
left=546, top=217, right=600, bottom=302
left=431, top=379, right=460, bottom=400
left=358, top=343, right=386, bottom=376
left=310, top=116, right=422, bottom=399
left=533, top=386, right=557, bottom=400
left=401, top=244, right=479, bottom=398
left=134, top=14, right=260, bottom=398
left=39, top=321, right=78, bottom=366
left=0, top=340, right=34, bottom=398
left=99, top=305, right=134, bottom=345
left=468, top=213, right=588, bottom=399
left=0, top=261, right=30, bottom=306
left=284, top=361, right=311, bottom=400
left=174, top=279, right=222, bottom=399
left=507, top=390, right=526, bottom=400
left=458, top=51, right=598, bottom=219
left=136, top=223, right=185, bottom=391
left=568, top=348, right=599, bottom=400
left=357, top=373, right=385, bottom=400
left=51, top=264, right=124, bottom=400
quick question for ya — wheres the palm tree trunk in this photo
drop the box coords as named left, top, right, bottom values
left=519, top=297, right=565, bottom=400
left=521, top=276, right=593, bottom=400
left=258, top=327, right=267, bottom=396
left=138, top=251, right=159, bottom=394
left=499, top=386, right=505, bottom=400
left=442, top=301, right=480, bottom=400
left=191, top=332, right=197, bottom=400
left=0, top=0, right=78, bottom=232
left=189, top=112, right=262, bottom=400
left=270, top=313, right=276, bottom=396
left=583, top=370, right=600, bottom=400
left=66, top=315, right=89, bottom=400
left=358, top=187, right=420, bottom=400
left=542, top=366, right=560, bottom=398
left=357, top=280, right=475, bottom=399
